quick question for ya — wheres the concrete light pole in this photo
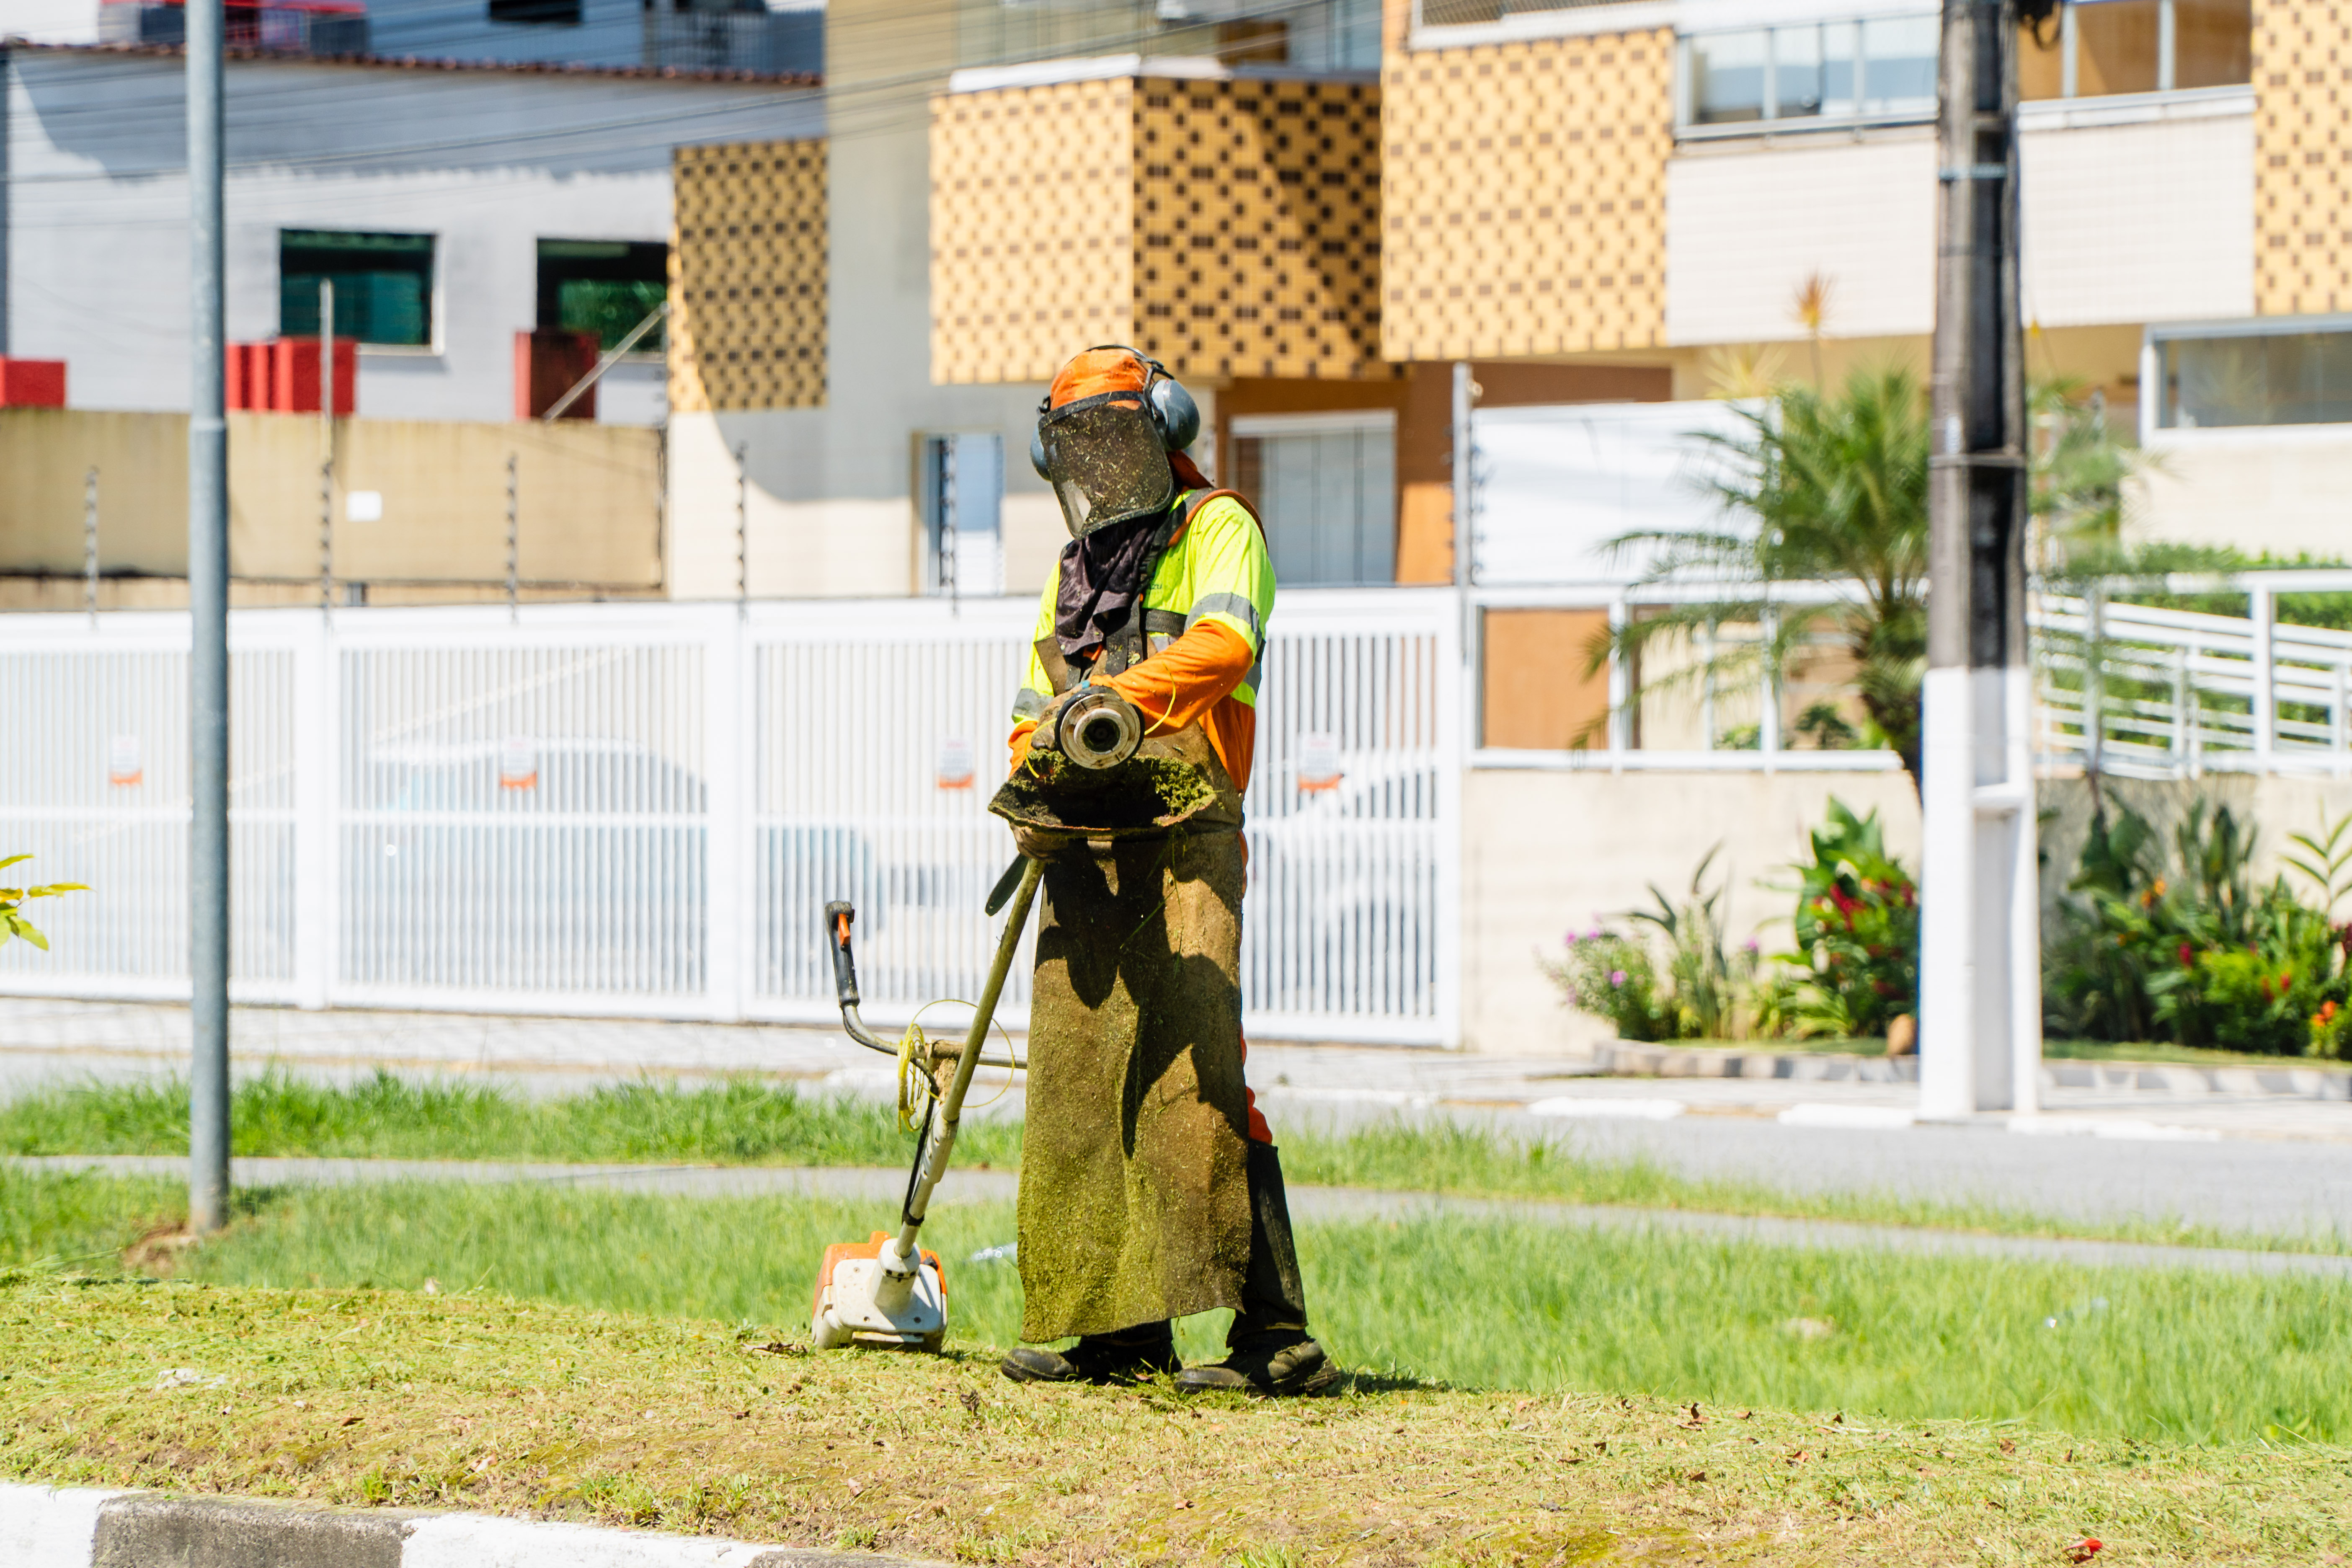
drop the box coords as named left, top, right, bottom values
left=1919, top=0, right=2041, bottom=1119
left=187, top=0, right=232, bottom=1230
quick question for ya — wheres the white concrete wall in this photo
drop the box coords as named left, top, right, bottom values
left=3, top=51, right=818, bottom=424
left=2134, top=427, right=2352, bottom=559
left=0, top=0, right=101, bottom=44
left=1459, top=766, right=1922, bottom=1053
left=1666, top=99, right=2255, bottom=346
left=2017, top=96, right=2254, bottom=329
left=1667, top=133, right=1937, bottom=346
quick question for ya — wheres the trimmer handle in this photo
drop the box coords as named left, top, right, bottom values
left=824, top=900, right=860, bottom=1007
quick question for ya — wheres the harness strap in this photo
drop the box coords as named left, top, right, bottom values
left=1095, top=488, right=1264, bottom=679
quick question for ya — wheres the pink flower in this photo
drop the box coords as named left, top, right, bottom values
left=1609, top=969, right=1628, bottom=987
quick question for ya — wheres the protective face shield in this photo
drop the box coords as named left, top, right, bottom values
left=1030, top=347, right=1203, bottom=540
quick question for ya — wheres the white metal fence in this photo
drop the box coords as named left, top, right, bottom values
left=0, top=592, right=1461, bottom=1045
left=2036, top=578, right=2352, bottom=779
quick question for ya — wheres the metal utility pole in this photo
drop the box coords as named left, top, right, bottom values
left=186, top=0, right=232, bottom=1233
left=83, top=468, right=98, bottom=627
left=318, top=278, right=335, bottom=615
left=1919, top=0, right=2040, bottom=1120
left=505, top=452, right=520, bottom=625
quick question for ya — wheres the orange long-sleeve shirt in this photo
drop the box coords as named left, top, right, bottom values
left=1009, top=618, right=1257, bottom=789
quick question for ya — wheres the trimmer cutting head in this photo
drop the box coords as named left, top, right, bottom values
left=811, top=1231, right=948, bottom=1352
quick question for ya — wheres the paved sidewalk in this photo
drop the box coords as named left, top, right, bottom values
left=20, top=1153, right=2352, bottom=1279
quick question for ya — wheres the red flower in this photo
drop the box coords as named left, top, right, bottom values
left=2065, top=1540, right=2103, bottom=1565
left=2178, top=943, right=2195, bottom=969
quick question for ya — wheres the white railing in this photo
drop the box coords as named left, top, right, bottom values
left=0, top=592, right=1461, bottom=1046
left=2035, top=574, right=2352, bottom=779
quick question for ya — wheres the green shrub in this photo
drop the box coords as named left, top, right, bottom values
left=1760, top=798, right=1917, bottom=1038
left=0, top=854, right=86, bottom=952
left=1545, top=847, right=1755, bottom=1041
left=2046, top=800, right=2352, bottom=1056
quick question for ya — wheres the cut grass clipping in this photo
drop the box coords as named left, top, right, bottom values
left=11, top=1279, right=2349, bottom=1568
left=6, top=1072, right=2343, bottom=1255
left=9, top=1166, right=2352, bottom=1447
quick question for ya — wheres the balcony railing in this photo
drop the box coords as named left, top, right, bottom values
left=99, top=0, right=371, bottom=55
left=642, top=8, right=821, bottom=76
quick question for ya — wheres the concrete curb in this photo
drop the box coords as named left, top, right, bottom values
left=0, top=1485, right=950, bottom=1568
left=1594, top=1040, right=2352, bottom=1099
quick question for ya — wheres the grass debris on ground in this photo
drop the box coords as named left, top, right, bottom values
left=7, top=1072, right=2347, bottom=1256
left=3, top=1273, right=2348, bottom=1566
left=10, top=1168, right=2352, bottom=1445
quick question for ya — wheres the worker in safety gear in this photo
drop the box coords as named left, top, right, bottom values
left=991, top=346, right=1332, bottom=1397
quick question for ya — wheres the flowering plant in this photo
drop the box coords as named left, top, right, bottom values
left=1545, top=846, right=1757, bottom=1041
left=1759, top=798, right=1917, bottom=1039
left=1546, top=928, right=1678, bottom=1041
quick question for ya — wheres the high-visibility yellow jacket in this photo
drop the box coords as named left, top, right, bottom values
left=1007, top=491, right=1277, bottom=793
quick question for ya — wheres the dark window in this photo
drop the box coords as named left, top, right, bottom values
left=490, top=0, right=583, bottom=24
left=537, top=239, right=669, bottom=352
left=2158, top=329, right=2352, bottom=429
left=280, top=230, right=434, bottom=347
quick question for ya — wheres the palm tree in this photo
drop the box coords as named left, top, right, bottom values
left=1588, top=368, right=1931, bottom=795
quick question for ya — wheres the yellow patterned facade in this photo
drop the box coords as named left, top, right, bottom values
left=1379, top=30, right=1673, bottom=361
left=929, top=80, right=1137, bottom=385
left=2254, top=0, right=2352, bottom=314
left=931, top=75, right=1387, bottom=384
left=669, top=139, right=829, bottom=413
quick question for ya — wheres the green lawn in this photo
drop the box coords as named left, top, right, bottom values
left=8, top=1073, right=2344, bottom=1256
left=0, top=1071, right=1025, bottom=1169
left=10, top=1167, right=2352, bottom=1445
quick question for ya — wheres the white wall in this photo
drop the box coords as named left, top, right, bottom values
left=1668, top=133, right=1936, bottom=346
left=1461, top=766, right=1922, bottom=1053
left=1471, top=400, right=1753, bottom=585
left=1666, top=99, right=2255, bottom=346
left=3, top=51, right=819, bottom=424
left=2134, top=427, right=2352, bottom=559
left=0, top=0, right=101, bottom=44
left=2017, top=95, right=2254, bottom=329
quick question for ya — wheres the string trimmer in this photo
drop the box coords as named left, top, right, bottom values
left=808, top=687, right=1150, bottom=1352
left=809, top=852, right=1043, bottom=1351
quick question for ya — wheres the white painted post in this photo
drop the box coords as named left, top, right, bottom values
left=2004, top=662, right=2042, bottom=1114
left=1920, top=0, right=2035, bottom=1121
left=1606, top=592, right=1629, bottom=769
left=291, top=613, right=338, bottom=1011
left=2334, top=657, right=2348, bottom=778
left=2171, top=645, right=2188, bottom=778
left=1700, top=619, right=1717, bottom=751
left=702, top=607, right=749, bottom=1023
left=2251, top=583, right=2275, bottom=769
left=1435, top=593, right=1466, bottom=1049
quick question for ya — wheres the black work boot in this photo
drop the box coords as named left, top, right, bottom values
left=1174, top=1322, right=1337, bottom=1396
left=1175, top=1143, right=1338, bottom=1397
left=1000, top=1320, right=1177, bottom=1386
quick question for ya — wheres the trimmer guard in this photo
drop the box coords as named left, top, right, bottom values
left=811, top=1231, right=948, bottom=1351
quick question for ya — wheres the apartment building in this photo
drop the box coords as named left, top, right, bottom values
left=666, top=0, right=2352, bottom=612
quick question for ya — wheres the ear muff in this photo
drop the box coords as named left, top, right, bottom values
left=1029, top=421, right=1051, bottom=480
left=1149, top=376, right=1200, bottom=450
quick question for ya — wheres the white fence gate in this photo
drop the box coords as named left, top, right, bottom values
left=0, top=592, right=1461, bottom=1045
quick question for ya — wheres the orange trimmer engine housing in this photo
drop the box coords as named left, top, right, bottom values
left=811, top=1231, right=948, bottom=1351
